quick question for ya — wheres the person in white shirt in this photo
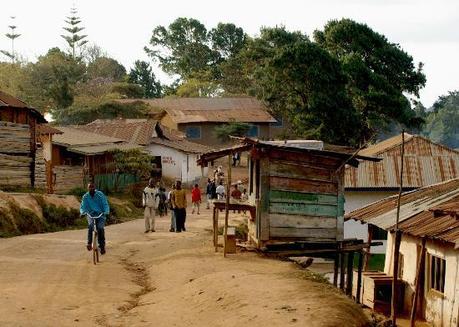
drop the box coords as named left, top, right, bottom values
left=142, top=179, right=158, bottom=232
left=167, top=183, right=176, bottom=232
left=216, top=180, right=225, bottom=200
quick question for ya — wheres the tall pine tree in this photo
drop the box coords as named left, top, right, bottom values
left=61, top=7, right=88, bottom=59
left=1, top=16, right=21, bottom=62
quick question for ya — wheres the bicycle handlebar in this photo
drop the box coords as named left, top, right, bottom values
left=84, top=213, right=104, bottom=219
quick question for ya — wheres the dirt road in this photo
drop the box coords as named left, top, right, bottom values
left=0, top=207, right=368, bottom=327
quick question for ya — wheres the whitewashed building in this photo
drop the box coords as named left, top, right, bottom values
left=76, top=119, right=211, bottom=185
left=346, top=179, right=459, bottom=326
left=344, top=133, right=459, bottom=253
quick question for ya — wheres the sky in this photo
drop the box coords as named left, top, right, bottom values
left=0, top=0, right=458, bottom=108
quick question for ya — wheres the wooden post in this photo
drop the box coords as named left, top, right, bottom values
left=213, top=207, right=218, bottom=252
left=340, top=252, right=346, bottom=290
left=223, top=154, right=232, bottom=257
left=410, top=238, right=427, bottom=327
left=364, top=225, right=373, bottom=271
left=356, top=251, right=364, bottom=304
left=333, top=251, right=339, bottom=287
left=392, top=131, right=406, bottom=327
left=346, top=251, right=354, bottom=296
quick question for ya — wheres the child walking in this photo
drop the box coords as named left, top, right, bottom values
left=191, top=183, right=201, bottom=214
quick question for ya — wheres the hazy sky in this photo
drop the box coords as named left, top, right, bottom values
left=1, top=0, right=458, bottom=107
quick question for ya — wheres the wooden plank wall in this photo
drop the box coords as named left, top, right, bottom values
left=266, top=151, right=342, bottom=242
left=53, top=165, right=84, bottom=194
left=0, top=121, right=32, bottom=187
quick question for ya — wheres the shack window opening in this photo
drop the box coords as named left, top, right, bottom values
left=429, top=255, right=445, bottom=293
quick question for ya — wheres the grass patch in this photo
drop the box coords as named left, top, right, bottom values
left=217, top=221, right=248, bottom=241
left=291, top=269, right=331, bottom=285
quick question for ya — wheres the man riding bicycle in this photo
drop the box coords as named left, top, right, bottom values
left=80, top=183, right=110, bottom=255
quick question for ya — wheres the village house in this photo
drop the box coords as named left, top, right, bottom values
left=51, top=126, right=142, bottom=194
left=346, top=179, right=459, bottom=327
left=75, top=118, right=211, bottom=185
left=0, top=90, right=52, bottom=188
left=121, top=97, right=280, bottom=147
left=344, top=133, right=459, bottom=254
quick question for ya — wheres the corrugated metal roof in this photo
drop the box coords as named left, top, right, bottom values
left=345, top=179, right=459, bottom=245
left=0, top=90, right=47, bottom=123
left=77, top=119, right=158, bottom=145
left=345, top=134, right=459, bottom=189
left=53, top=126, right=125, bottom=147
left=37, top=124, right=63, bottom=135
left=143, top=97, right=277, bottom=124
left=69, top=143, right=143, bottom=155
left=150, top=137, right=212, bottom=154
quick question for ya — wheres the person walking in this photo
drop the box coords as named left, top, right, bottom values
left=168, top=183, right=176, bottom=232
left=80, top=183, right=110, bottom=255
left=171, top=180, right=187, bottom=232
left=143, top=178, right=158, bottom=233
left=205, top=178, right=215, bottom=209
left=191, top=183, right=202, bottom=214
left=216, top=180, right=225, bottom=200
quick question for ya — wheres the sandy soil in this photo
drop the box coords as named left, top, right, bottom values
left=0, top=206, right=369, bottom=327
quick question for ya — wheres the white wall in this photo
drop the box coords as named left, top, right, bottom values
left=344, top=190, right=395, bottom=253
left=41, top=134, right=52, bottom=162
left=385, top=233, right=459, bottom=327
left=146, top=144, right=207, bottom=185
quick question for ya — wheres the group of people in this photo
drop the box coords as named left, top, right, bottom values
left=79, top=168, right=248, bottom=256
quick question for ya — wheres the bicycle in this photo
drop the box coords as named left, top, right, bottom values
left=85, top=212, right=104, bottom=265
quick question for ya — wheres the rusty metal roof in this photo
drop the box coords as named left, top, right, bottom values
left=345, top=134, right=459, bottom=189
left=149, top=137, right=213, bottom=154
left=37, top=124, right=63, bottom=135
left=0, top=90, right=47, bottom=123
left=78, top=119, right=158, bottom=145
left=143, top=97, right=277, bottom=124
left=53, top=126, right=125, bottom=147
left=345, top=178, right=459, bottom=230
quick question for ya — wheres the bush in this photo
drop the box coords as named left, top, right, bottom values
left=66, top=187, right=86, bottom=198
left=0, top=207, right=19, bottom=237
left=8, top=202, right=47, bottom=235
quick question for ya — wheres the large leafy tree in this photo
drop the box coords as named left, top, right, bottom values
left=23, top=47, right=86, bottom=111
left=87, top=57, right=126, bottom=81
left=244, top=27, right=360, bottom=145
left=314, top=19, right=426, bottom=142
left=128, top=60, right=162, bottom=98
left=145, top=18, right=215, bottom=79
left=423, top=91, right=459, bottom=149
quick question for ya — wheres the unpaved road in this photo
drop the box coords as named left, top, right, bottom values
left=0, top=208, right=368, bottom=327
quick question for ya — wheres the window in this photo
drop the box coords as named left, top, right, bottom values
left=246, top=125, right=259, bottom=137
left=185, top=126, right=201, bottom=139
left=429, top=255, right=446, bottom=293
left=373, top=227, right=388, bottom=240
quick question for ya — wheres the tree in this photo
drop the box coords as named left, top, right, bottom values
left=314, top=19, right=426, bottom=142
left=61, top=7, right=88, bottom=59
left=24, top=48, right=86, bottom=111
left=209, top=23, right=247, bottom=61
left=423, top=91, right=459, bottom=149
left=1, top=16, right=21, bottom=62
left=214, top=121, right=251, bottom=142
left=128, top=60, right=162, bottom=98
left=145, top=18, right=215, bottom=79
left=87, top=57, right=126, bottom=81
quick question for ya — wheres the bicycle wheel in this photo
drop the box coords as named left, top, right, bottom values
left=92, top=230, right=98, bottom=265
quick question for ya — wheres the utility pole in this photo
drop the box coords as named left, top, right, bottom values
left=391, top=131, right=405, bottom=326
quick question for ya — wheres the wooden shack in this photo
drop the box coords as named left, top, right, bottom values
left=0, top=91, right=47, bottom=188
left=199, top=138, right=379, bottom=248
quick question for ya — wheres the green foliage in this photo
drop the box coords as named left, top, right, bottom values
left=32, top=195, right=81, bottom=230
left=66, top=187, right=87, bottom=198
left=214, top=121, right=251, bottom=142
left=314, top=19, right=426, bottom=142
left=423, top=91, right=459, bottom=148
left=109, top=149, right=155, bottom=178
left=0, top=207, right=19, bottom=237
left=176, top=78, right=221, bottom=97
left=243, top=27, right=360, bottom=145
left=146, top=17, right=215, bottom=79
left=87, top=57, right=127, bottom=81
left=128, top=60, right=162, bottom=98
left=8, top=201, right=47, bottom=235
left=24, top=47, right=86, bottom=110
left=53, top=99, right=149, bottom=125
left=110, top=82, right=145, bottom=98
